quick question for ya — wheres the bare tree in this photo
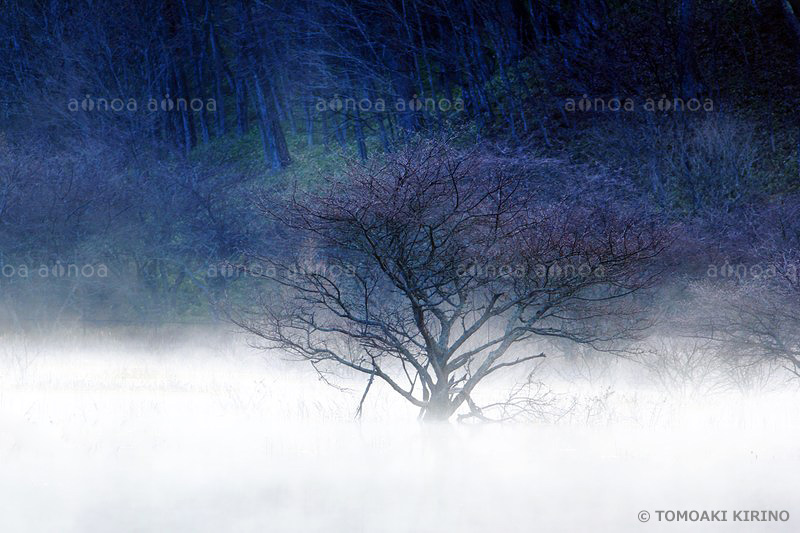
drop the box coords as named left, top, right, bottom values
left=636, top=337, right=729, bottom=396
left=689, top=197, right=800, bottom=380
left=232, top=140, right=668, bottom=421
left=691, top=280, right=800, bottom=380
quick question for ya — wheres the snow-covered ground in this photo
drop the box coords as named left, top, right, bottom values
left=1, top=328, right=798, bottom=532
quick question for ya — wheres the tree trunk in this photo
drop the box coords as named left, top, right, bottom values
left=779, top=0, right=800, bottom=180
left=304, top=95, right=314, bottom=147
left=677, top=0, right=702, bottom=100
left=209, top=17, right=226, bottom=136
left=239, top=0, right=291, bottom=168
left=422, top=385, right=455, bottom=422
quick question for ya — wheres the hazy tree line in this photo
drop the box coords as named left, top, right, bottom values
left=2, top=1, right=800, bottom=416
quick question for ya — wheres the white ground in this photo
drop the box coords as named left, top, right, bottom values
left=1, top=328, right=798, bottom=532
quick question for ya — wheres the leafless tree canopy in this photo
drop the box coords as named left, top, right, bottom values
left=233, top=141, right=668, bottom=420
left=687, top=198, right=800, bottom=379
